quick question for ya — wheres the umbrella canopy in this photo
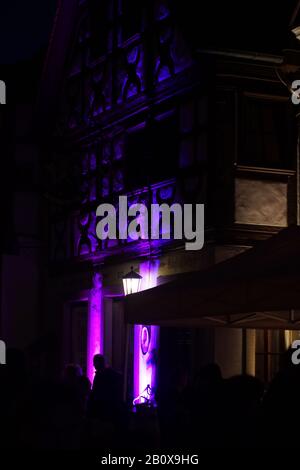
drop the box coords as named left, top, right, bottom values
left=124, top=226, right=300, bottom=329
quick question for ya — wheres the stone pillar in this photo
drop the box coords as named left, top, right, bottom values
left=214, top=328, right=243, bottom=378
left=87, top=271, right=103, bottom=382
left=245, top=329, right=256, bottom=376
left=133, top=259, right=160, bottom=403
left=279, top=47, right=300, bottom=224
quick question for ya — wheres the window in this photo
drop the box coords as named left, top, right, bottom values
left=240, top=95, right=296, bottom=169
left=88, top=0, right=112, bottom=59
left=179, top=96, right=208, bottom=168
left=121, top=0, right=143, bottom=42
left=125, top=112, right=178, bottom=190
left=255, top=329, right=286, bottom=383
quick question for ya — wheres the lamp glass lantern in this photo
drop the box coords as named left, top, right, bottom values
left=123, top=267, right=142, bottom=296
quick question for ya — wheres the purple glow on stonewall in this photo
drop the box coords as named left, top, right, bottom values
left=133, top=260, right=160, bottom=404
left=87, top=273, right=103, bottom=382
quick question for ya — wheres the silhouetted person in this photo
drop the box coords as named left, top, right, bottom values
left=157, top=364, right=192, bottom=448
left=0, top=348, right=28, bottom=449
left=78, top=375, right=92, bottom=409
left=218, top=374, right=264, bottom=448
left=88, top=354, right=123, bottom=421
left=62, top=363, right=91, bottom=414
left=189, top=364, right=223, bottom=448
left=261, top=346, right=300, bottom=447
left=63, top=363, right=81, bottom=391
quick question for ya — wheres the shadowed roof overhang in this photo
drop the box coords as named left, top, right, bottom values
left=124, top=226, right=300, bottom=329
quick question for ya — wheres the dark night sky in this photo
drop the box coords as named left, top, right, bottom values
left=0, top=0, right=297, bottom=65
left=0, top=0, right=57, bottom=64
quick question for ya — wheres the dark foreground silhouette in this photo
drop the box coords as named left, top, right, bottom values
left=0, top=349, right=299, bottom=449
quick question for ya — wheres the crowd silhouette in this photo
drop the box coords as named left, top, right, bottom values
left=0, top=348, right=299, bottom=449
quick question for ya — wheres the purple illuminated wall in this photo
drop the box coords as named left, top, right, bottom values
left=133, top=260, right=160, bottom=404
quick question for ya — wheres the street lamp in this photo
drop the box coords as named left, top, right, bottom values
left=123, top=267, right=142, bottom=296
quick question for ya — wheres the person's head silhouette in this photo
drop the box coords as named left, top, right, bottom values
left=93, top=354, right=105, bottom=372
